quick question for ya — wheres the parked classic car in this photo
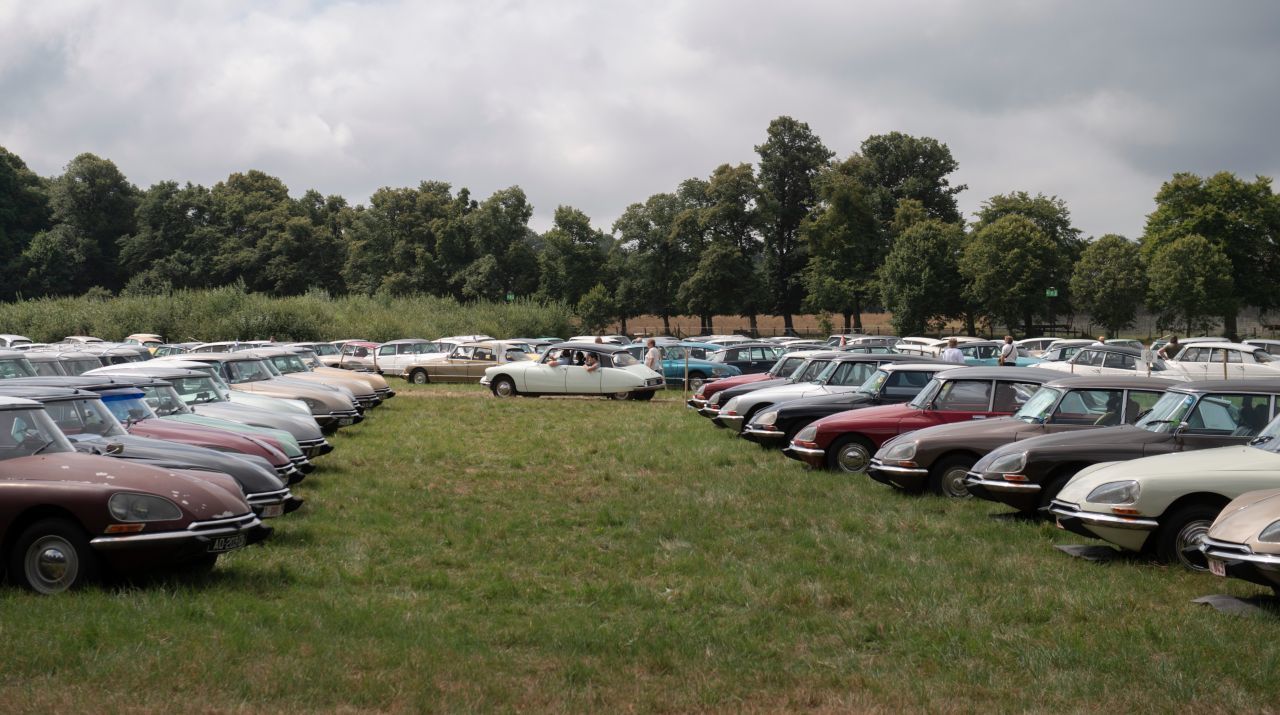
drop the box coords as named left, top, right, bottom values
left=785, top=367, right=1061, bottom=473
left=403, top=340, right=534, bottom=384
left=969, top=379, right=1280, bottom=515
left=1201, top=488, right=1280, bottom=594
left=480, top=342, right=665, bottom=399
left=715, top=353, right=915, bottom=432
left=0, top=335, right=32, bottom=349
left=742, top=361, right=946, bottom=446
left=367, top=338, right=447, bottom=375
left=0, top=395, right=270, bottom=593
left=285, top=341, right=344, bottom=367
left=95, top=358, right=316, bottom=419
left=1036, top=345, right=1182, bottom=378
left=623, top=343, right=742, bottom=389
left=1165, top=342, right=1280, bottom=379
left=242, top=348, right=381, bottom=410
left=686, top=351, right=817, bottom=412
left=706, top=352, right=844, bottom=424
left=952, top=340, right=1044, bottom=367
left=1050, top=419, right=1280, bottom=570
left=285, top=347, right=395, bottom=402
left=0, top=350, right=37, bottom=379
left=870, top=375, right=1173, bottom=498
left=123, top=334, right=164, bottom=353
left=1037, top=339, right=1094, bottom=362
left=893, top=336, right=981, bottom=357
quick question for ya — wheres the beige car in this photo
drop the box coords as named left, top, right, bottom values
left=287, top=347, right=395, bottom=402
left=403, top=341, right=534, bottom=384
left=242, top=348, right=383, bottom=410
left=1202, top=488, right=1280, bottom=595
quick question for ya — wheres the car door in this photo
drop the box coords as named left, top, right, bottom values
left=1176, top=393, right=1274, bottom=451
left=435, top=346, right=473, bottom=383
left=904, top=379, right=996, bottom=432
left=522, top=355, right=569, bottom=393
left=1045, top=388, right=1129, bottom=433
left=1099, top=350, right=1137, bottom=376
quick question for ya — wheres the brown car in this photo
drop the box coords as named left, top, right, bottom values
left=0, top=395, right=270, bottom=594
left=868, top=375, right=1174, bottom=497
left=404, top=341, right=534, bottom=384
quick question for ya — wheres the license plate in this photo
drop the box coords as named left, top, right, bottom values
left=1055, top=518, right=1066, bottom=530
left=261, top=504, right=284, bottom=518
left=1208, top=558, right=1226, bottom=578
left=339, top=417, right=354, bottom=426
left=207, top=533, right=247, bottom=553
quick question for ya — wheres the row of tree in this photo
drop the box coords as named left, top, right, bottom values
left=1, top=118, right=1276, bottom=338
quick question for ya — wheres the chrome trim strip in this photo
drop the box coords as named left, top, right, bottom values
left=1048, top=503, right=1158, bottom=530
left=717, top=414, right=744, bottom=425
left=245, top=488, right=291, bottom=504
left=742, top=427, right=786, bottom=440
left=963, top=472, right=1041, bottom=493
left=787, top=445, right=826, bottom=458
left=91, top=514, right=262, bottom=548
left=1202, top=538, right=1280, bottom=571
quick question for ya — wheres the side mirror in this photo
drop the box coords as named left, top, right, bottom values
left=1173, top=421, right=1189, bottom=436
left=106, top=442, right=124, bottom=455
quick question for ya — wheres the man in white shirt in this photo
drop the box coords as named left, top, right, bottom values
left=644, top=339, right=662, bottom=372
left=998, top=335, right=1017, bottom=366
left=940, top=338, right=964, bottom=364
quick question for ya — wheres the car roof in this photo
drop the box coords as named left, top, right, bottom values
left=0, top=395, right=41, bottom=409
left=1041, top=375, right=1178, bottom=390
left=879, top=362, right=953, bottom=372
left=932, top=366, right=1067, bottom=382
left=1176, top=341, right=1268, bottom=351
left=97, top=367, right=208, bottom=380
left=1172, top=379, right=1280, bottom=394
left=0, top=385, right=97, bottom=402
left=1075, top=344, right=1144, bottom=357
left=3, top=375, right=172, bottom=389
left=549, top=341, right=634, bottom=353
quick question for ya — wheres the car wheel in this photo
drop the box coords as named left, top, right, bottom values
left=827, top=435, right=874, bottom=474
left=409, top=369, right=429, bottom=385
left=628, top=390, right=655, bottom=401
left=491, top=377, right=517, bottom=398
left=685, top=372, right=706, bottom=390
left=1156, top=503, right=1221, bottom=570
left=11, top=518, right=99, bottom=595
left=1036, top=471, right=1076, bottom=513
left=929, top=456, right=975, bottom=498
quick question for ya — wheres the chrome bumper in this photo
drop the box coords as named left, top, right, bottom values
left=964, top=471, right=1041, bottom=493
left=867, top=460, right=928, bottom=477
left=742, top=426, right=787, bottom=440
left=1049, top=500, right=1159, bottom=531
left=91, top=512, right=265, bottom=548
left=1202, top=537, right=1280, bottom=572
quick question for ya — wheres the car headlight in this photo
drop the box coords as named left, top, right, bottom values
left=755, top=410, right=779, bottom=426
left=880, top=441, right=917, bottom=461
left=711, top=368, right=728, bottom=377
left=1260, top=520, right=1280, bottom=543
left=301, top=397, right=323, bottom=410
left=709, top=392, right=724, bottom=406
left=794, top=424, right=818, bottom=442
left=987, top=451, right=1027, bottom=474
left=108, top=492, right=183, bottom=522
left=1086, top=480, right=1141, bottom=505
left=722, top=397, right=740, bottom=413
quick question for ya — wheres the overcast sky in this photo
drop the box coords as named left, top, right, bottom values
left=2, top=1, right=1278, bottom=239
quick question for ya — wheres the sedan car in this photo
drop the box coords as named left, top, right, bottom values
left=402, top=340, right=533, bottom=384
left=871, top=375, right=1172, bottom=498
left=624, top=343, right=742, bottom=389
left=0, top=350, right=37, bottom=379
left=1166, top=342, right=1280, bottom=379
left=953, top=340, right=1043, bottom=367
left=785, top=367, right=1061, bottom=473
left=481, top=342, right=665, bottom=399
left=742, top=362, right=946, bottom=446
left=969, top=379, right=1280, bottom=515
left=1036, top=345, right=1184, bottom=379
left=1049, top=420, right=1280, bottom=570
left=0, top=396, right=269, bottom=593
left=706, top=342, right=786, bottom=375
left=1201, top=488, right=1280, bottom=595
left=687, top=351, right=818, bottom=412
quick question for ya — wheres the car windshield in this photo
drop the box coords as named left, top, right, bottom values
left=139, top=385, right=194, bottom=416
left=858, top=369, right=891, bottom=395
left=794, top=360, right=830, bottom=382
left=1250, top=413, right=1280, bottom=452
left=1013, top=387, right=1062, bottom=423
left=62, top=358, right=105, bottom=375
left=293, top=350, right=323, bottom=368
left=0, top=358, right=36, bottom=378
left=0, top=407, right=74, bottom=458
left=44, top=398, right=127, bottom=438
left=226, top=360, right=274, bottom=383
left=30, top=360, right=65, bottom=377
left=1135, top=391, right=1195, bottom=433
left=269, top=355, right=309, bottom=374
left=772, top=357, right=806, bottom=377
left=312, top=344, right=340, bottom=356
left=611, top=351, right=639, bottom=367
left=99, top=392, right=158, bottom=424
left=907, top=378, right=943, bottom=409
left=168, top=375, right=230, bottom=404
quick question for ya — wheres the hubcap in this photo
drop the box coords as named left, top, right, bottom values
left=941, top=467, right=973, bottom=499
left=836, top=443, right=870, bottom=473
left=1175, top=520, right=1212, bottom=570
left=25, top=536, right=78, bottom=594
left=495, top=381, right=514, bottom=397
left=412, top=372, right=426, bottom=384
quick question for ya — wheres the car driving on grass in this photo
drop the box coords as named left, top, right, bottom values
left=481, top=342, right=664, bottom=399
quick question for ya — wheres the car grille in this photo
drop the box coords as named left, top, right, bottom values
left=188, top=512, right=258, bottom=533
left=645, top=377, right=664, bottom=387
left=245, top=487, right=291, bottom=505
left=1202, top=537, right=1252, bottom=557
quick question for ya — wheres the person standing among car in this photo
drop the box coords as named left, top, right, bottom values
left=1156, top=336, right=1180, bottom=360
left=644, top=339, right=662, bottom=372
left=940, top=338, right=964, bottom=364
left=998, top=335, right=1016, bottom=366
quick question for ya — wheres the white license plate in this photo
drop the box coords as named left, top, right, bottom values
left=207, top=533, right=247, bottom=553
left=261, top=504, right=284, bottom=518
left=1208, top=558, right=1226, bottom=578
left=339, top=417, right=354, bottom=426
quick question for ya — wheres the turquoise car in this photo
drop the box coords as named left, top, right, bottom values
left=625, top=343, right=742, bottom=389
left=958, top=340, right=1044, bottom=367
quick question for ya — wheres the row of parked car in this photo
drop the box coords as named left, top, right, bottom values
left=688, top=348, right=1280, bottom=597
left=0, top=340, right=396, bottom=594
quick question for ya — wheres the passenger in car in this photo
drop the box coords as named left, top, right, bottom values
left=584, top=353, right=599, bottom=373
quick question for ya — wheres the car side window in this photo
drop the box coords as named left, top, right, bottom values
left=1181, top=347, right=1204, bottom=362
left=1102, top=352, right=1135, bottom=370
left=1074, top=350, right=1103, bottom=367
left=452, top=346, right=474, bottom=359
left=933, top=380, right=994, bottom=411
left=1185, top=394, right=1268, bottom=435
left=474, top=348, right=494, bottom=361
left=1125, top=390, right=1164, bottom=424
left=750, top=347, right=770, bottom=360
left=1053, top=389, right=1124, bottom=425
left=993, top=381, right=1041, bottom=412
left=379, top=345, right=395, bottom=356
left=884, top=371, right=932, bottom=398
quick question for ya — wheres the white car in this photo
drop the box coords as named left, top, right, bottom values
left=372, top=338, right=449, bottom=376
left=1050, top=418, right=1280, bottom=570
left=480, top=342, right=664, bottom=399
left=1036, top=345, right=1191, bottom=380
left=716, top=356, right=888, bottom=430
left=1165, top=341, right=1280, bottom=379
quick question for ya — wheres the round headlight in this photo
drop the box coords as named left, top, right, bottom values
left=755, top=410, right=779, bottom=426
left=987, top=451, right=1028, bottom=474
left=794, top=424, right=818, bottom=442
left=1086, top=480, right=1141, bottom=505
left=723, top=397, right=740, bottom=413
left=1259, top=520, right=1280, bottom=543
left=108, top=492, right=183, bottom=522
left=881, top=441, right=917, bottom=461
left=301, top=397, right=322, bottom=410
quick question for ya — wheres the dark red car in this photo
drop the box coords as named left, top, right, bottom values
left=785, top=367, right=1062, bottom=473
left=0, top=396, right=269, bottom=594
left=686, top=351, right=819, bottom=413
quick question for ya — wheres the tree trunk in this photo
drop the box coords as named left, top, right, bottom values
left=662, top=313, right=671, bottom=334
left=619, top=315, right=628, bottom=336
left=852, top=293, right=863, bottom=333
left=782, top=312, right=795, bottom=336
left=748, top=313, right=759, bottom=338
left=1023, top=310, right=1034, bottom=339
left=701, top=313, right=713, bottom=335
left=964, top=313, right=977, bottom=336
left=1223, top=311, right=1238, bottom=342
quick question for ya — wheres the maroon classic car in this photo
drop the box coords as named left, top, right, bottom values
left=0, top=396, right=269, bottom=594
left=785, top=367, right=1063, bottom=473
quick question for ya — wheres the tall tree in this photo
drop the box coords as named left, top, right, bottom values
left=538, top=205, right=607, bottom=306
left=613, top=191, right=698, bottom=333
left=461, top=186, right=537, bottom=301
left=35, top=153, right=138, bottom=292
left=855, top=132, right=965, bottom=226
left=701, top=163, right=764, bottom=334
left=879, top=218, right=967, bottom=336
left=755, top=116, right=834, bottom=334
left=960, top=214, right=1062, bottom=336
left=800, top=157, right=882, bottom=332
left=1146, top=234, right=1234, bottom=336
left=0, top=147, right=51, bottom=299
left=119, top=181, right=218, bottom=291
left=1069, top=235, right=1147, bottom=336
left=1141, top=172, right=1280, bottom=339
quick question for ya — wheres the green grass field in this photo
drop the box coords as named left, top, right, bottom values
left=1, top=384, right=1277, bottom=712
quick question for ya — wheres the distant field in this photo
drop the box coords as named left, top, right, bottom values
left=1, top=383, right=1277, bottom=712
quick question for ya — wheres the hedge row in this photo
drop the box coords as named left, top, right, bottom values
left=0, top=286, right=577, bottom=343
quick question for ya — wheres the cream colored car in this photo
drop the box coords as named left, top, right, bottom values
left=242, top=348, right=383, bottom=410
left=1201, top=488, right=1280, bottom=595
left=402, top=340, right=534, bottom=384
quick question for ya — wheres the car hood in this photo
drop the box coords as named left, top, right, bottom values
left=189, top=403, right=324, bottom=441
left=1057, top=446, right=1280, bottom=504
left=1, top=452, right=249, bottom=519
left=881, top=416, right=1027, bottom=449
left=1208, top=488, right=1280, bottom=547
left=67, top=433, right=283, bottom=494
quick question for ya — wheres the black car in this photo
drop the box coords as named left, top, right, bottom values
left=707, top=342, right=787, bottom=375
left=702, top=352, right=845, bottom=422
left=741, top=362, right=946, bottom=446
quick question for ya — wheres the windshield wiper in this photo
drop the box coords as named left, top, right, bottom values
left=31, top=440, right=55, bottom=455
left=1251, top=435, right=1274, bottom=446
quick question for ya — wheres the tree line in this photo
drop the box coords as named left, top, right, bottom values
left=1, top=116, right=1276, bottom=339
